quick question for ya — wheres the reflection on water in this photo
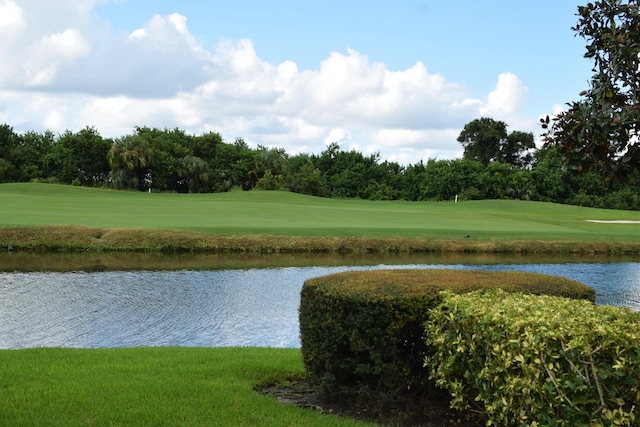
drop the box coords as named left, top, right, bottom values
left=0, top=258, right=639, bottom=349
left=1, top=251, right=636, bottom=272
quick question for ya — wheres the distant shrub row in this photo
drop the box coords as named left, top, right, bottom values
left=299, top=269, right=595, bottom=397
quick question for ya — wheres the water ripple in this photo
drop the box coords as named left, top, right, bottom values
left=0, top=263, right=639, bottom=349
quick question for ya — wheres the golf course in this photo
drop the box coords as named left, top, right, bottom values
left=2, top=182, right=640, bottom=253
left=2, top=182, right=640, bottom=426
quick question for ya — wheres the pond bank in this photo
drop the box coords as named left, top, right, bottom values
left=2, top=225, right=640, bottom=256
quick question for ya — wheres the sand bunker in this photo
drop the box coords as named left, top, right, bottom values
left=586, top=220, right=640, bottom=224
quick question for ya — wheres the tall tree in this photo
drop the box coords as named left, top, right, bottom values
left=458, top=118, right=507, bottom=166
left=542, top=0, right=640, bottom=182
left=51, top=127, right=111, bottom=185
left=14, top=130, right=56, bottom=181
left=178, top=155, right=209, bottom=193
left=502, top=131, right=535, bottom=168
left=134, top=127, right=191, bottom=191
left=458, top=118, right=535, bottom=167
left=218, top=138, right=255, bottom=191
left=108, top=134, right=154, bottom=191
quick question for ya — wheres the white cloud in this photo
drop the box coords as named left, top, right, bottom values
left=324, top=128, right=353, bottom=146
left=0, top=3, right=538, bottom=164
left=481, top=72, right=529, bottom=118
left=23, top=29, right=92, bottom=86
left=0, top=0, right=25, bottom=35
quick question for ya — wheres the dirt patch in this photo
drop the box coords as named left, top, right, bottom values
left=256, top=377, right=484, bottom=426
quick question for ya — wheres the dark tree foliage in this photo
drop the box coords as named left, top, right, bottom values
left=458, top=118, right=535, bottom=167
left=286, top=153, right=329, bottom=197
left=108, top=134, right=154, bottom=191
left=0, top=124, right=19, bottom=182
left=14, top=130, right=56, bottom=181
left=3, top=119, right=640, bottom=209
left=313, top=143, right=393, bottom=199
left=419, top=158, right=484, bottom=201
left=50, top=127, right=112, bottom=186
left=542, top=0, right=640, bottom=182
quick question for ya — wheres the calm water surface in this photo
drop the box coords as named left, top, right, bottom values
left=1, top=262, right=639, bottom=349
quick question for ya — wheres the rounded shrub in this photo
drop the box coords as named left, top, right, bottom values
left=299, top=268, right=595, bottom=398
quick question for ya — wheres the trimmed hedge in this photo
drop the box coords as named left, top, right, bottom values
left=426, top=289, right=640, bottom=426
left=299, top=268, right=595, bottom=397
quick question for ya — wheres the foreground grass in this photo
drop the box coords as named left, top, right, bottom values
left=2, top=182, right=640, bottom=254
left=0, top=347, right=369, bottom=426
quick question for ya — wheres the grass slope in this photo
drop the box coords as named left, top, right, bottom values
left=2, top=182, right=640, bottom=252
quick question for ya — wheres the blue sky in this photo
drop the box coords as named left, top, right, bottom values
left=1, top=0, right=593, bottom=163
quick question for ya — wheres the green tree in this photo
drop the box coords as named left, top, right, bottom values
left=363, top=160, right=403, bottom=200
left=137, top=127, right=192, bottom=191
left=178, top=155, right=209, bottom=193
left=458, top=118, right=535, bottom=167
left=13, top=130, right=56, bottom=181
left=477, top=162, right=534, bottom=200
left=399, top=161, right=427, bottom=201
left=217, top=138, right=255, bottom=191
left=288, top=162, right=328, bottom=196
left=419, top=158, right=484, bottom=201
left=530, top=147, right=574, bottom=202
left=189, top=131, right=223, bottom=164
left=285, top=153, right=328, bottom=197
left=50, top=127, right=111, bottom=186
left=315, top=144, right=386, bottom=198
left=542, top=0, right=640, bottom=182
left=250, top=146, right=288, bottom=190
left=189, top=131, right=222, bottom=192
left=108, top=135, right=154, bottom=191
left=502, top=131, right=535, bottom=168
left=0, top=124, right=18, bottom=182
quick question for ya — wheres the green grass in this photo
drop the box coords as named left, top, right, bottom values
left=2, top=182, right=640, bottom=243
left=2, top=183, right=638, bottom=425
left=0, top=347, right=369, bottom=426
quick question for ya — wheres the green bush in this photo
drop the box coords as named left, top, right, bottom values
left=299, top=269, right=594, bottom=398
left=426, top=289, right=640, bottom=427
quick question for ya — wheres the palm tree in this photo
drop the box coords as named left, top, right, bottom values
left=123, top=143, right=153, bottom=191
left=178, top=155, right=209, bottom=193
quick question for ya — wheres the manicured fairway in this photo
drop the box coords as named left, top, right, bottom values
left=2, top=183, right=640, bottom=243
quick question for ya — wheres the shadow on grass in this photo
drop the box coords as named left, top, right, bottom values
left=256, top=376, right=485, bottom=427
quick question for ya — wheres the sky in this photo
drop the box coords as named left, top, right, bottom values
left=0, top=0, right=594, bottom=164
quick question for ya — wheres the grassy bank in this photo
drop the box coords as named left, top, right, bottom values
left=2, top=183, right=640, bottom=254
left=0, top=347, right=370, bottom=426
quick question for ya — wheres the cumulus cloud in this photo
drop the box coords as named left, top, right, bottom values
left=24, top=29, right=92, bottom=86
left=0, top=2, right=537, bottom=164
left=0, top=0, right=25, bottom=35
left=480, top=72, right=531, bottom=130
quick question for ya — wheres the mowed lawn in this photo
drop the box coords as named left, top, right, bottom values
left=2, top=182, right=640, bottom=242
left=0, top=346, right=370, bottom=426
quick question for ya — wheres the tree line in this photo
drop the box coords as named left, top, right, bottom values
left=1, top=118, right=639, bottom=210
left=2, top=2, right=638, bottom=209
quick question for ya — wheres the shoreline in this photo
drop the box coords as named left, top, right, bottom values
left=2, top=225, right=640, bottom=256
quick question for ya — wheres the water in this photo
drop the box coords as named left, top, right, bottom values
left=1, top=262, right=639, bottom=349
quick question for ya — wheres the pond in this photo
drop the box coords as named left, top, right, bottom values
left=0, top=253, right=639, bottom=349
